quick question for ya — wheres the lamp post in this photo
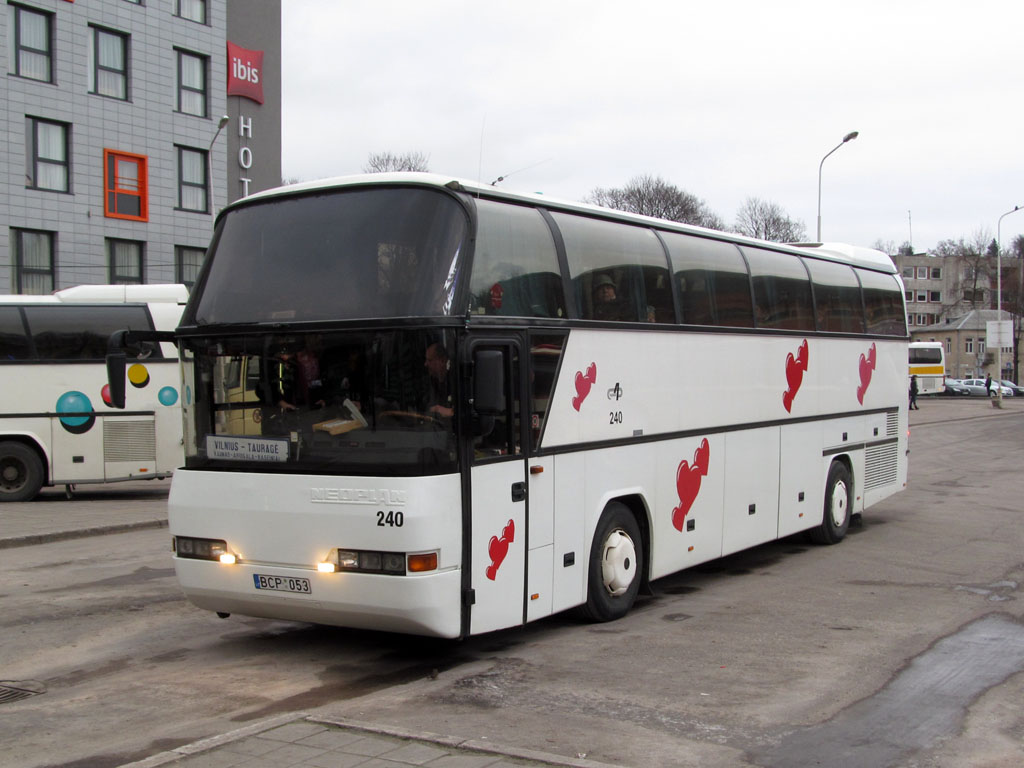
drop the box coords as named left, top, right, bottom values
left=816, top=131, right=859, bottom=242
left=995, top=204, right=1024, bottom=405
left=207, top=115, right=230, bottom=216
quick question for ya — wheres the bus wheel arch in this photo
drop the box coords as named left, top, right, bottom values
left=0, top=439, right=47, bottom=502
left=579, top=498, right=647, bottom=622
left=809, top=459, right=852, bottom=545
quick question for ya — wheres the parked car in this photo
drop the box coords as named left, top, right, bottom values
left=1000, top=379, right=1024, bottom=396
left=959, top=378, right=1015, bottom=397
left=944, top=379, right=971, bottom=396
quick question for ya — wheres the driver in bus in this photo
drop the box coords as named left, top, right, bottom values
left=423, top=342, right=454, bottom=420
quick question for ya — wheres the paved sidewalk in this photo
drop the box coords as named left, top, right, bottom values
left=0, top=478, right=170, bottom=548
left=120, top=715, right=618, bottom=768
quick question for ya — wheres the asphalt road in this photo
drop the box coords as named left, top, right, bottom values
left=1, top=397, right=1022, bottom=768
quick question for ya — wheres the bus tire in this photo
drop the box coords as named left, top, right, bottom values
left=579, top=502, right=643, bottom=622
left=810, top=461, right=851, bottom=545
left=0, top=441, right=45, bottom=502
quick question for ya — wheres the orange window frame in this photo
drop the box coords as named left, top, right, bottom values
left=103, top=149, right=149, bottom=221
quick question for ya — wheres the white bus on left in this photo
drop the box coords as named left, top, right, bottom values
left=0, top=284, right=187, bottom=501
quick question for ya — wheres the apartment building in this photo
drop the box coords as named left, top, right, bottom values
left=2, top=0, right=281, bottom=294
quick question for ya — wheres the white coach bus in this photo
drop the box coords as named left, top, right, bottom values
left=1, top=284, right=187, bottom=501
left=107, top=174, right=909, bottom=638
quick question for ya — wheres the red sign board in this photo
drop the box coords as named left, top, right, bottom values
left=227, top=41, right=264, bottom=105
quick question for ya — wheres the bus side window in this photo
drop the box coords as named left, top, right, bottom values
left=663, top=232, right=753, bottom=328
left=0, top=307, right=32, bottom=360
left=744, top=247, right=815, bottom=331
left=471, top=345, right=521, bottom=460
left=469, top=201, right=566, bottom=319
left=807, top=259, right=865, bottom=333
left=859, top=270, right=907, bottom=336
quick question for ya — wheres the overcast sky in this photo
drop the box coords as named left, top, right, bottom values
left=280, top=0, right=1024, bottom=255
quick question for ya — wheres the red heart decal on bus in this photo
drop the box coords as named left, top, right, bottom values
left=672, top=439, right=710, bottom=531
left=857, top=343, right=877, bottom=404
left=485, top=518, right=515, bottom=581
left=572, top=362, right=598, bottom=411
left=782, top=339, right=809, bottom=413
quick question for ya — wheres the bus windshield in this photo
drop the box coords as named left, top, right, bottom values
left=183, top=329, right=458, bottom=476
left=189, top=187, right=469, bottom=325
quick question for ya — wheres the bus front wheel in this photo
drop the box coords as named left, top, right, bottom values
left=579, top=502, right=644, bottom=622
left=810, top=461, right=851, bottom=545
left=0, top=441, right=45, bottom=502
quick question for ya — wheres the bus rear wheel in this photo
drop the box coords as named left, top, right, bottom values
left=810, top=461, right=851, bottom=545
left=579, top=502, right=643, bottom=622
left=0, top=441, right=44, bottom=502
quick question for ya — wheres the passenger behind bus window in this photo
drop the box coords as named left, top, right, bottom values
left=264, top=337, right=326, bottom=415
left=592, top=274, right=621, bottom=321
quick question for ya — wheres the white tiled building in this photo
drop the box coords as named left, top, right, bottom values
left=1, top=0, right=281, bottom=294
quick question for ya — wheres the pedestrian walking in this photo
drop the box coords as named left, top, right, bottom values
left=909, top=374, right=919, bottom=410
left=985, top=374, right=993, bottom=396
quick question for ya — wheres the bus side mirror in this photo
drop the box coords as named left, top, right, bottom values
left=473, top=349, right=505, bottom=415
left=106, top=330, right=129, bottom=409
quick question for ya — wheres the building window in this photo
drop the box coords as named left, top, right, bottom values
left=929, top=291, right=941, bottom=303
left=966, top=337, right=974, bottom=354
left=931, top=267, right=942, bottom=279
left=176, top=0, right=206, bottom=23
left=916, top=291, right=927, bottom=303
left=175, top=246, right=205, bottom=287
left=902, top=267, right=914, bottom=279
left=26, top=117, right=69, bottom=192
left=905, top=290, right=913, bottom=301
left=177, top=146, right=208, bottom=212
left=916, top=267, right=928, bottom=279
left=176, top=49, right=208, bottom=117
left=108, top=239, right=143, bottom=284
left=9, top=3, right=53, bottom=82
left=89, top=26, right=129, bottom=100
left=12, top=229, right=55, bottom=294
left=945, top=338, right=951, bottom=354
left=103, top=150, right=148, bottom=220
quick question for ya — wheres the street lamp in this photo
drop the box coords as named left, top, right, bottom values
left=995, top=204, right=1024, bottom=406
left=207, top=115, right=230, bottom=216
left=816, top=131, right=859, bottom=242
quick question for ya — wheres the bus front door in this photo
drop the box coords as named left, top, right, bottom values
left=466, top=338, right=529, bottom=636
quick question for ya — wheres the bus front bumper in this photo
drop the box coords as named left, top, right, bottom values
left=173, top=557, right=464, bottom=638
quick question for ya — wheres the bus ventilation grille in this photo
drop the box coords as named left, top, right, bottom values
left=886, top=410, right=899, bottom=437
left=103, top=420, right=157, bottom=462
left=865, top=442, right=898, bottom=490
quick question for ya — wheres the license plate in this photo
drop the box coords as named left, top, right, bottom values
left=252, top=574, right=311, bottom=594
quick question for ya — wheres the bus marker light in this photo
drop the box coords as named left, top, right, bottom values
left=688, top=546, right=694, bottom=552
left=317, top=562, right=337, bottom=573
left=219, top=553, right=237, bottom=565
left=531, top=593, right=539, bottom=601
left=408, top=553, right=438, bottom=572
left=530, top=465, right=544, bottom=475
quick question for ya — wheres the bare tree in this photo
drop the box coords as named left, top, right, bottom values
left=933, top=229, right=993, bottom=311
left=363, top=151, right=430, bottom=173
left=733, top=197, right=807, bottom=243
left=586, top=175, right=724, bottom=230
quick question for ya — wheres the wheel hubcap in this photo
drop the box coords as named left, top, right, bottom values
left=2, top=460, right=25, bottom=490
left=830, top=480, right=848, bottom=527
left=601, top=528, right=637, bottom=597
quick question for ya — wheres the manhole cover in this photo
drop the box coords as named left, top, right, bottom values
left=0, top=682, right=45, bottom=704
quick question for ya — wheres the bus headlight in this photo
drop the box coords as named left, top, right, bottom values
left=174, top=536, right=235, bottom=563
left=321, top=548, right=437, bottom=575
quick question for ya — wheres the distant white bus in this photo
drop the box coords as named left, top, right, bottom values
left=109, top=174, right=910, bottom=638
left=908, top=341, right=945, bottom=395
left=0, top=284, right=187, bottom=501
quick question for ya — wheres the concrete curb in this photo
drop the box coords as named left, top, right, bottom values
left=115, top=712, right=623, bottom=768
left=0, top=519, right=168, bottom=550
left=305, top=715, right=625, bottom=768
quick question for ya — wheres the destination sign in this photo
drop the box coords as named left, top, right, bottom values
left=206, top=435, right=288, bottom=463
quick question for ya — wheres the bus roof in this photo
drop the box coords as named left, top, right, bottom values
left=232, top=172, right=897, bottom=274
left=0, top=284, right=189, bottom=305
